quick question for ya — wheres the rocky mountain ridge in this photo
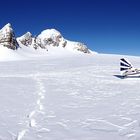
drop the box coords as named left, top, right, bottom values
left=0, top=23, right=92, bottom=54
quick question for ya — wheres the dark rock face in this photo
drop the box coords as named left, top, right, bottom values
left=62, top=40, right=67, bottom=48
left=74, top=42, right=90, bottom=53
left=18, top=32, right=32, bottom=46
left=0, top=23, right=19, bottom=50
left=33, top=37, right=46, bottom=50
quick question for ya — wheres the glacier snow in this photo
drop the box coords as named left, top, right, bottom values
left=0, top=52, right=140, bottom=140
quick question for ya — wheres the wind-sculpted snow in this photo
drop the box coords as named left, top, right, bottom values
left=0, top=54, right=140, bottom=140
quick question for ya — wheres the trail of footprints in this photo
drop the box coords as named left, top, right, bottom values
left=16, top=74, right=46, bottom=140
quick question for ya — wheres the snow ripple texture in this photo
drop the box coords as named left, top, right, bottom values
left=0, top=54, right=140, bottom=140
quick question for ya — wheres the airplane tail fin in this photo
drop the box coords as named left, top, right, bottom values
left=120, top=58, right=133, bottom=76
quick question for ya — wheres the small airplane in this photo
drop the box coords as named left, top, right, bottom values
left=120, top=58, right=140, bottom=78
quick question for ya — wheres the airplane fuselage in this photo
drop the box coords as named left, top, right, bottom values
left=123, top=68, right=140, bottom=77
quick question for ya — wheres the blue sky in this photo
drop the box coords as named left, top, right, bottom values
left=0, top=0, right=140, bottom=55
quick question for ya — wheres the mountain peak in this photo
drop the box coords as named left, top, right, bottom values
left=39, top=28, right=62, bottom=39
left=17, top=32, right=33, bottom=46
left=0, top=23, right=18, bottom=50
left=1, top=23, right=12, bottom=31
left=5, top=23, right=11, bottom=27
left=26, top=32, right=32, bottom=36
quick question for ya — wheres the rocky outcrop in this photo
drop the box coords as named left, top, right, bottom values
left=73, top=42, right=90, bottom=53
left=18, top=32, right=32, bottom=46
left=37, top=29, right=66, bottom=48
left=33, top=37, right=46, bottom=50
left=0, top=23, right=18, bottom=50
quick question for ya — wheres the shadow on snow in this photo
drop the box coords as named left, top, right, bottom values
left=114, top=75, right=140, bottom=79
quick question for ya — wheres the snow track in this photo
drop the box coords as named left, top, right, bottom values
left=30, top=74, right=46, bottom=126
left=15, top=73, right=47, bottom=140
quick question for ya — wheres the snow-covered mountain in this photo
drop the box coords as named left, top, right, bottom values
left=0, top=23, right=95, bottom=56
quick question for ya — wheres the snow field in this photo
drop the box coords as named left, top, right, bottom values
left=0, top=53, right=140, bottom=140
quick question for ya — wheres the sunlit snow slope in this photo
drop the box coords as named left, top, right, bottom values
left=0, top=53, right=140, bottom=140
